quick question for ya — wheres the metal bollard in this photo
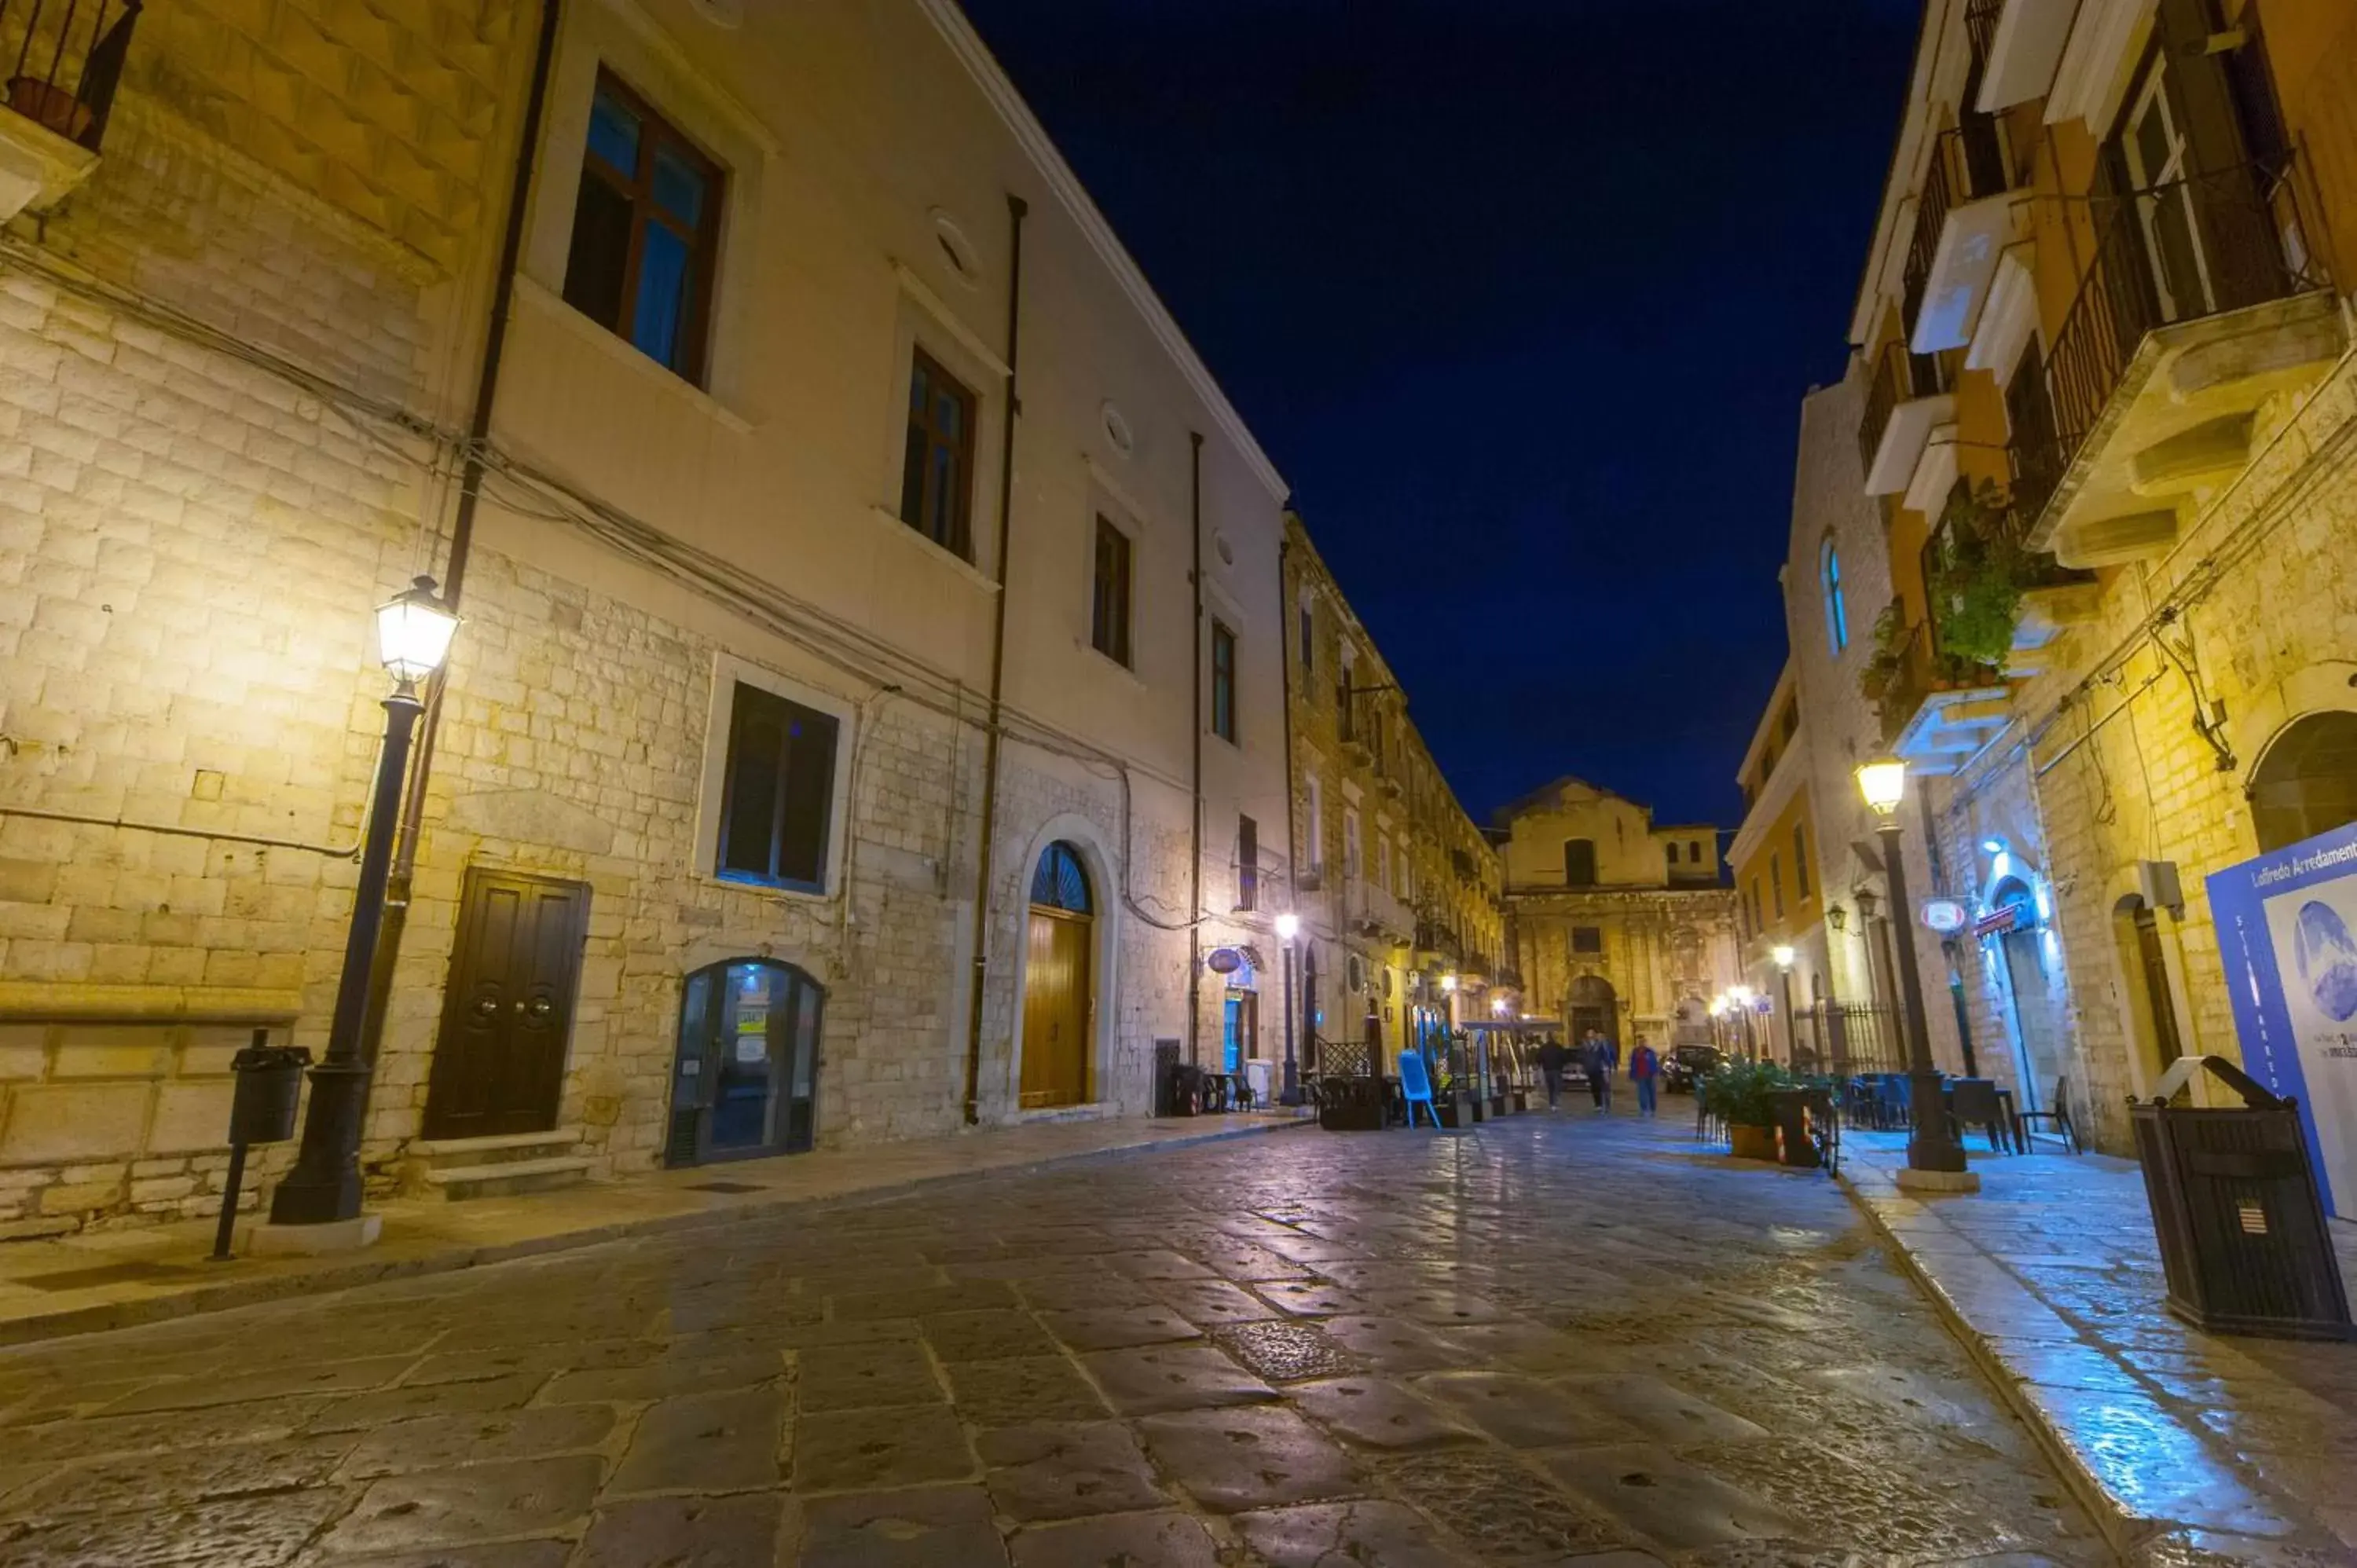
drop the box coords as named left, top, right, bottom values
left=211, top=1030, right=313, bottom=1261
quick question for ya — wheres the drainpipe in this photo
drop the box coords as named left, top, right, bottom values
left=960, top=192, right=1029, bottom=1126
left=359, top=0, right=563, bottom=1068
left=1187, top=430, right=1205, bottom=1070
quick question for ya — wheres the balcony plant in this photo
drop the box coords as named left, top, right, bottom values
left=1700, top=1057, right=1792, bottom=1160
left=1860, top=603, right=1908, bottom=701
left=1926, top=480, right=2029, bottom=671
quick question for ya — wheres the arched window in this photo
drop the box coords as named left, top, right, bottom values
left=1821, top=538, right=1849, bottom=654
left=2249, top=712, right=2357, bottom=852
left=1030, top=841, right=1093, bottom=913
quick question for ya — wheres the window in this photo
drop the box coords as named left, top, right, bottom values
left=1666, top=841, right=1681, bottom=866
left=1792, top=823, right=1810, bottom=898
left=717, top=681, right=840, bottom=893
left=1298, top=600, right=1314, bottom=672
left=1376, top=835, right=1391, bottom=892
left=1747, top=880, right=1763, bottom=932
left=2249, top=712, right=2357, bottom=852
left=1563, top=838, right=1596, bottom=887
left=1572, top=925, right=1602, bottom=954
left=1091, top=515, right=1132, bottom=665
left=1336, top=657, right=1354, bottom=742
left=1237, top=815, right=1259, bottom=911
left=1211, top=620, right=1237, bottom=742
left=1306, top=775, right=1325, bottom=874
left=1770, top=853, right=1785, bottom=919
left=1689, top=839, right=1703, bottom=866
left=565, top=73, right=724, bottom=383
left=1821, top=539, right=1849, bottom=654
left=901, top=348, right=977, bottom=559
left=1343, top=809, right=1362, bottom=879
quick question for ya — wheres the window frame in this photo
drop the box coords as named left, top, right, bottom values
left=901, top=346, right=981, bottom=560
left=1306, top=774, right=1325, bottom=874
left=1091, top=513, right=1135, bottom=667
left=1237, top=815, right=1259, bottom=912
left=695, top=656, right=856, bottom=902
left=1769, top=852, right=1785, bottom=919
left=1343, top=808, right=1362, bottom=881
left=1210, top=618, right=1237, bottom=742
left=1792, top=823, right=1811, bottom=898
left=1821, top=538, right=1849, bottom=655
left=564, top=68, right=726, bottom=387
left=1571, top=925, right=1603, bottom=954
left=711, top=680, right=845, bottom=897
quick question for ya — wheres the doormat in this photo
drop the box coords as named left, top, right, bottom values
left=19, top=1260, right=197, bottom=1292
left=685, top=1181, right=764, bottom=1195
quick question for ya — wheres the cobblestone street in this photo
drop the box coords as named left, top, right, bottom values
left=0, top=1112, right=2111, bottom=1566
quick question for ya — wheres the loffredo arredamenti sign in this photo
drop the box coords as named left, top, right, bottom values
left=2207, top=819, right=2357, bottom=1219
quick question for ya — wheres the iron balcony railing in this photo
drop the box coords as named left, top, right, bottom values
left=1903, top=119, right=2020, bottom=338
left=2041, top=154, right=2330, bottom=512
left=2, top=0, right=138, bottom=153
left=1875, top=617, right=1999, bottom=747
left=1857, top=335, right=1955, bottom=479
left=1963, top=0, right=2003, bottom=74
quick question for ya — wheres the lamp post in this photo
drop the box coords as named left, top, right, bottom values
left=1275, top=913, right=1302, bottom=1105
left=1771, top=943, right=1797, bottom=1067
left=269, top=578, right=458, bottom=1231
left=1855, top=757, right=1970, bottom=1183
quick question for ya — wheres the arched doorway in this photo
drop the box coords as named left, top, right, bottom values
left=2250, top=712, right=2357, bottom=852
left=667, top=958, right=823, bottom=1166
left=1021, top=841, right=1094, bottom=1109
left=1990, top=877, right=2062, bottom=1111
left=1567, top=974, right=1618, bottom=1047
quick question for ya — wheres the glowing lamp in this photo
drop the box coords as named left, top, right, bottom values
left=1274, top=913, right=1300, bottom=943
left=376, top=576, right=457, bottom=683
left=1771, top=944, right=1795, bottom=970
left=1440, top=973, right=1457, bottom=993
left=1855, top=757, right=1907, bottom=819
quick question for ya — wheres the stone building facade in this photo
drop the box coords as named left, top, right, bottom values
left=0, top=0, right=1329, bottom=1236
left=1758, top=0, right=2357, bottom=1156
left=1495, top=779, right=1740, bottom=1053
left=1278, top=516, right=1505, bottom=1079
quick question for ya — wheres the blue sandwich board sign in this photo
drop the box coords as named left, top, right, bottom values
left=2207, top=819, right=2357, bottom=1219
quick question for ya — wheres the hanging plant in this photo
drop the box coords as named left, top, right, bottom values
left=1859, top=600, right=1907, bottom=702
left=1926, top=482, right=2029, bottom=672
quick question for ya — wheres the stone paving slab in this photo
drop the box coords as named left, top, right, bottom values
left=0, top=1108, right=2115, bottom=1566
left=0, top=1112, right=1301, bottom=1346
left=1840, top=1129, right=2357, bottom=1566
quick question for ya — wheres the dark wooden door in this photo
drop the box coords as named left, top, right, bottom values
left=1020, top=910, right=1090, bottom=1108
left=422, top=869, right=591, bottom=1140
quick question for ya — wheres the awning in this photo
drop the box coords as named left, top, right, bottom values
left=1973, top=905, right=2020, bottom=937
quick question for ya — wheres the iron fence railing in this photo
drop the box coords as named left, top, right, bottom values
left=2, top=0, right=138, bottom=153
left=2044, top=155, right=2329, bottom=499
left=1790, top=1001, right=1909, bottom=1077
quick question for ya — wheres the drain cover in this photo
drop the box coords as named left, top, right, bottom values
left=20, top=1261, right=196, bottom=1292
left=686, top=1181, right=764, bottom=1195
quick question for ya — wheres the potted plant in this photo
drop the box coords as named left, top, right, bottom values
left=1926, top=480, right=2029, bottom=677
left=1701, top=1058, right=1791, bottom=1162
left=1860, top=601, right=1907, bottom=702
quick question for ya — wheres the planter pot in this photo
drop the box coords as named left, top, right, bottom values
left=1728, top=1123, right=1777, bottom=1161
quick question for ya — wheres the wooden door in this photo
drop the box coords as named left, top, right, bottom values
left=1020, top=910, right=1090, bottom=1108
left=422, top=868, right=591, bottom=1140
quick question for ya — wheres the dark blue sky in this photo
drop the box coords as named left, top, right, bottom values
left=960, top=0, right=1919, bottom=830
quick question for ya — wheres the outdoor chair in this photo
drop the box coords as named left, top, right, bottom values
left=2014, top=1077, right=2082, bottom=1154
left=1947, top=1077, right=2011, bottom=1152
left=1396, top=1051, right=1442, bottom=1129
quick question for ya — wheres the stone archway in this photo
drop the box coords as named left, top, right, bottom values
left=1567, top=973, right=1618, bottom=1048
left=2249, top=711, right=2357, bottom=852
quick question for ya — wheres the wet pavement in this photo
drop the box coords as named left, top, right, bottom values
left=0, top=1108, right=2115, bottom=1566
left=1842, top=1132, right=2357, bottom=1567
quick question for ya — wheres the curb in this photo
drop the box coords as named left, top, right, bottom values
left=1833, top=1165, right=2147, bottom=1564
left=0, top=1116, right=1308, bottom=1349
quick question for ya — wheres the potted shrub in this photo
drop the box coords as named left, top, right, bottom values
left=1702, top=1058, right=1791, bottom=1162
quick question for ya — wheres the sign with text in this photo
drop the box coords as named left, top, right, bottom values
left=2208, top=820, right=2357, bottom=1218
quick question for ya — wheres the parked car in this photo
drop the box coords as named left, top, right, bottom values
left=1663, top=1044, right=1723, bottom=1094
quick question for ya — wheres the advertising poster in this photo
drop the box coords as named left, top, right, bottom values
left=2207, top=819, right=2357, bottom=1219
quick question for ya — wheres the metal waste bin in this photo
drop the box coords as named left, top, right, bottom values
left=2129, top=1055, right=2352, bottom=1341
left=229, top=1038, right=312, bottom=1145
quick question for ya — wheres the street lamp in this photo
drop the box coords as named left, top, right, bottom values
left=1854, top=756, right=1970, bottom=1185
left=269, top=577, right=457, bottom=1233
left=1771, top=944, right=1797, bottom=1066
left=1274, top=913, right=1302, bottom=1106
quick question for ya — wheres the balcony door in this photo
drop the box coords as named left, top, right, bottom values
left=2123, top=60, right=2215, bottom=321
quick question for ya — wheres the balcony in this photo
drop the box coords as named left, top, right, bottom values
left=0, top=1, right=139, bottom=221
left=1971, top=0, right=2074, bottom=115
left=1413, top=920, right=1461, bottom=972
left=2023, top=156, right=2342, bottom=569
left=1859, top=335, right=1956, bottom=496
left=1871, top=618, right=2008, bottom=771
left=1908, top=120, right=2033, bottom=355
left=1351, top=881, right=1413, bottom=947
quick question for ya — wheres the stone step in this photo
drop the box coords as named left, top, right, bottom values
left=406, top=1128, right=584, bottom=1171
left=422, top=1156, right=595, bottom=1202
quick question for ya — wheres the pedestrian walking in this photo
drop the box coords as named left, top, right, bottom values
left=1629, top=1037, right=1660, bottom=1119
left=1537, top=1034, right=1571, bottom=1108
left=1582, top=1029, right=1609, bottom=1112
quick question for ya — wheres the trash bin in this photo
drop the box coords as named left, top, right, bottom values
left=229, top=1037, right=313, bottom=1145
left=1152, top=1039, right=1183, bottom=1116
left=2130, top=1055, right=2352, bottom=1341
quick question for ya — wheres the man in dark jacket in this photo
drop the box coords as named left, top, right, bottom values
left=1537, top=1035, right=1571, bottom=1108
left=1582, top=1029, right=1610, bottom=1111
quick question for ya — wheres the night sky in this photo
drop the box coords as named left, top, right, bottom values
left=959, top=0, right=1920, bottom=831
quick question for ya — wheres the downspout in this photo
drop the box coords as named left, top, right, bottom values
left=1186, top=430, right=1205, bottom=1069
left=360, top=0, right=563, bottom=1065
left=960, top=192, right=1029, bottom=1126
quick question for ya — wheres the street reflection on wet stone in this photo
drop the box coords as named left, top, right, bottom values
left=0, top=1115, right=2110, bottom=1566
